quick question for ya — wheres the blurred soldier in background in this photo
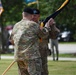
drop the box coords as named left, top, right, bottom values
left=49, top=21, right=60, bottom=61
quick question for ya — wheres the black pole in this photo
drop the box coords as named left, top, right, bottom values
left=0, top=15, right=5, bottom=54
left=42, top=0, right=70, bottom=26
left=0, top=16, right=2, bottom=59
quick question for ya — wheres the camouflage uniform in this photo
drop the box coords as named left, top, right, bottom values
left=36, top=22, right=50, bottom=75
left=12, top=19, right=49, bottom=75
left=39, top=39, right=49, bottom=75
left=49, top=25, right=60, bottom=61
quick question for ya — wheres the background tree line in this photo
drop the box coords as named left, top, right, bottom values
left=0, top=0, right=76, bottom=52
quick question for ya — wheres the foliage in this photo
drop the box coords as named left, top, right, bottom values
left=1, top=0, right=76, bottom=39
left=0, top=59, right=76, bottom=75
left=1, top=0, right=76, bottom=24
left=48, top=60, right=76, bottom=75
left=1, top=0, right=26, bottom=25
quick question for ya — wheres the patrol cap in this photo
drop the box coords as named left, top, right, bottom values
left=33, top=8, right=40, bottom=14
left=23, top=7, right=33, bottom=14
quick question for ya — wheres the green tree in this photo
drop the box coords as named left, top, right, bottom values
left=1, top=0, right=25, bottom=25
left=0, top=0, right=76, bottom=52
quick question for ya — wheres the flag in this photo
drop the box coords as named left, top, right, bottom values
left=0, top=0, right=4, bottom=15
left=24, top=0, right=37, bottom=6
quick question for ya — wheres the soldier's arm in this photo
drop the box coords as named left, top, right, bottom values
left=9, top=33, right=14, bottom=45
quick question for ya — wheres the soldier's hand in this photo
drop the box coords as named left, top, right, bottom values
left=45, top=18, right=56, bottom=27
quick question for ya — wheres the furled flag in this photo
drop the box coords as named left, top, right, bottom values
left=24, top=0, right=37, bottom=6
left=0, top=0, right=4, bottom=15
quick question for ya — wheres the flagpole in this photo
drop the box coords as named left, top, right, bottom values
left=37, top=0, right=39, bottom=9
left=0, top=0, right=4, bottom=59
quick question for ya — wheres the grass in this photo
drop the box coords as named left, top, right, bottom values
left=59, top=42, right=76, bottom=44
left=48, top=60, right=76, bottom=75
left=1, top=53, right=76, bottom=57
left=0, top=59, right=76, bottom=75
left=59, top=53, right=76, bottom=57
left=1, top=53, right=14, bottom=56
left=0, top=59, right=18, bottom=75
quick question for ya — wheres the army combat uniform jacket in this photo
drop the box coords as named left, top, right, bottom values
left=11, top=19, right=49, bottom=61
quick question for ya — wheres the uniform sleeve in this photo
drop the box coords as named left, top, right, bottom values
left=30, top=22, right=49, bottom=40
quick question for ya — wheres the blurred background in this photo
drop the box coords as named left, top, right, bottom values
left=0, top=0, right=76, bottom=53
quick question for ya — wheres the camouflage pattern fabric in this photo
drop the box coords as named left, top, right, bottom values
left=49, top=25, right=60, bottom=61
left=17, top=58, right=42, bottom=75
left=39, top=38, right=49, bottom=75
left=39, top=22, right=51, bottom=75
left=12, top=19, right=40, bottom=61
left=11, top=19, right=49, bottom=75
left=12, top=19, right=49, bottom=61
left=49, top=25, right=60, bottom=39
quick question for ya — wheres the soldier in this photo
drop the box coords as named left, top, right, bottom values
left=32, top=8, right=52, bottom=75
left=49, top=21, right=60, bottom=61
left=10, top=8, right=54, bottom=75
